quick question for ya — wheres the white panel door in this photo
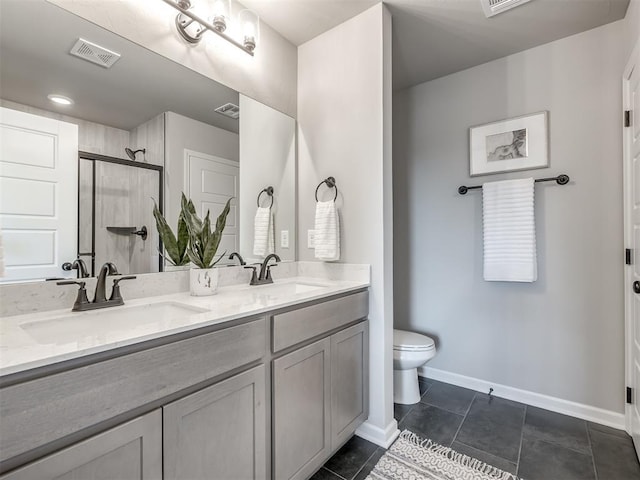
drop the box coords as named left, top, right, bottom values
left=624, top=39, right=640, bottom=458
left=185, top=149, right=239, bottom=265
left=0, top=107, right=78, bottom=282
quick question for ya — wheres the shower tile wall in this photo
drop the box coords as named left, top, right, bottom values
left=129, top=113, right=164, bottom=167
left=94, top=162, right=160, bottom=275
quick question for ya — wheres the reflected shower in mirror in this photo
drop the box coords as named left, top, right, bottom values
left=0, top=0, right=296, bottom=283
left=78, top=153, right=163, bottom=277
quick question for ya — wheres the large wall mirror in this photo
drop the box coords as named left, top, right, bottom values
left=0, top=0, right=296, bottom=283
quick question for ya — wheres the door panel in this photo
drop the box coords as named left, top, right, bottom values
left=163, top=365, right=266, bottom=480
left=1, top=410, right=162, bottom=480
left=624, top=40, right=640, bottom=458
left=0, top=107, right=78, bottom=282
left=185, top=150, right=239, bottom=264
left=331, top=322, right=369, bottom=450
left=273, top=338, right=331, bottom=480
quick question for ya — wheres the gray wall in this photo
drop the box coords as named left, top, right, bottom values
left=239, top=95, right=296, bottom=262
left=164, top=112, right=239, bottom=229
left=622, top=0, right=639, bottom=58
left=393, top=21, right=626, bottom=413
left=298, top=4, right=396, bottom=446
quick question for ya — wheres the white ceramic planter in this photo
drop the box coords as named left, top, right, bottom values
left=164, top=264, right=190, bottom=272
left=189, top=267, right=219, bottom=296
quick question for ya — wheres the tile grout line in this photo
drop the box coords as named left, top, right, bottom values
left=321, top=466, right=348, bottom=480
left=451, top=392, right=476, bottom=446
left=585, top=423, right=599, bottom=480
left=420, top=400, right=474, bottom=417
left=349, top=447, right=383, bottom=480
left=515, top=404, right=527, bottom=477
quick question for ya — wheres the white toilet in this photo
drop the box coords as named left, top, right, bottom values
left=393, top=329, right=437, bottom=404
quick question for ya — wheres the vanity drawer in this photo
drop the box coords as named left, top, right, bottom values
left=0, top=317, right=266, bottom=465
left=272, top=291, right=368, bottom=352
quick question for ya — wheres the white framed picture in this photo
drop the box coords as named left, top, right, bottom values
left=469, top=111, right=549, bottom=176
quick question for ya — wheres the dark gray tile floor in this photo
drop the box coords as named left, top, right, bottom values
left=312, top=378, right=640, bottom=480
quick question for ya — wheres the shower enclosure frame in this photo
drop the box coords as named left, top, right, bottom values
left=77, top=151, right=164, bottom=276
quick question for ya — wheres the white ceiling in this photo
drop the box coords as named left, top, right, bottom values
left=0, top=0, right=630, bottom=129
left=0, top=0, right=240, bottom=132
left=243, top=0, right=630, bottom=89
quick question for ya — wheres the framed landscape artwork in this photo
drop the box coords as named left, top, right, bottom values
left=469, top=111, right=549, bottom=176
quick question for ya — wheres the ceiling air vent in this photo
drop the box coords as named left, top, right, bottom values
left=480, top=0, right=533, bottom=18
left=215, top=103, right=240, bottom=119
left=70, top=38, right=121, bottom=68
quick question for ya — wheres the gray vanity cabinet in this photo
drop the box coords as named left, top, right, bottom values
left=330, top=321, right=369, bottom=450
left=273, top=338, right=332, bottom=480
left=0, top=410, right=162, bottom=480
left=272, top=291, right=370, bottom=480
left=163, top=365, right=267, bottom=480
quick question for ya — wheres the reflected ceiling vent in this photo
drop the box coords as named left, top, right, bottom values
left=70, top=38, right=121, bottom=68
left=480, top=0, right=533, bottom=18
left=215, top=103, right=240, bottom=119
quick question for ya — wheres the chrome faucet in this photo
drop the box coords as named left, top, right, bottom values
left=57, top=262, right=136, bottom=312
left=244, top=253, right=281, bottom=286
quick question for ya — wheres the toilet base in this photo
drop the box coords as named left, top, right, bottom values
left=393, top=367, right=421, bottom=404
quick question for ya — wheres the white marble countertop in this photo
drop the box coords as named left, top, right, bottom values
left=0, top=276, right=368, bottom=377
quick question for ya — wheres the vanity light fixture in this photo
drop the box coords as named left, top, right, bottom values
left=161, top=0, right=259, bottom=55
left=47, top=94, right=74, bottom=106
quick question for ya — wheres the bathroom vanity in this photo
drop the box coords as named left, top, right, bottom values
left=0, top=278, right=369, bottom=479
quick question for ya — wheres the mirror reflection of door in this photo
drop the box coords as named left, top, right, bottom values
left=0, top=107, right=78, bottom=282
left=185, top=150, right=239, bottom=266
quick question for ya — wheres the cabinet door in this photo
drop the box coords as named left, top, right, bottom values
left=273, top=338, right=331, bottom=480
left=163, top=365, right=267, bottom=480
left=1, top=410, right=161, bottom=480
left=331, top=322, right=369, bottom=450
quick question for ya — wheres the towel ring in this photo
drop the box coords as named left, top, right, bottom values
left=257, top=186, right=274, bottom=208
left=315, top=177, right=338, bottom=202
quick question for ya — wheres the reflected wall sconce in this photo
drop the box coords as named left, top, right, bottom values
left=161, top=0, right=259, bottom=56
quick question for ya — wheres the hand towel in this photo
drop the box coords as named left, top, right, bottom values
left=482, top=178, right=537, bottom=282
left=253, top=207, right=274, bottom=257
left=314, top=201, right=340, bottom=261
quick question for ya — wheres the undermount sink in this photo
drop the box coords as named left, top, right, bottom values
left=20, top=302, right=209, bottom=345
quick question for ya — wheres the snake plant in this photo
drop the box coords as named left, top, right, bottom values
left=152, top=199, right=189, bottom=266
left=180, top=193, right=232, bottom=269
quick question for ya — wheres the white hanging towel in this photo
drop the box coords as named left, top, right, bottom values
left=253, top=207, right=274, bottom=257
left=314, top=200, right=340, bottom=261
left=482, top=178, right=537, bottom=282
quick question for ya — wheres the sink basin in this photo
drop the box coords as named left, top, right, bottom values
left=20, top=302, right=209, bottom=345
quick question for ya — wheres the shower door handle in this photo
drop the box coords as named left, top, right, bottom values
left=633, top=281, right=640, bottom=294
left=132, top=226, right=148, bottom=240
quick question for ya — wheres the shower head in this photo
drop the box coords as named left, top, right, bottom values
left=125, top=147, right=146, bottom=161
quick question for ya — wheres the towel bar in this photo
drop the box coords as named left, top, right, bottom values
left=257, top=186, right=274, bottom=207
left=458, top=174, right=570, bottom=195
left=315, top=177, right=338, bottom=202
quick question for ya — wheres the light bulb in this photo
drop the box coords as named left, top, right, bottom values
left=238, top=9, right=259, bottom=52
left=210, top=0, right=230, bottom=32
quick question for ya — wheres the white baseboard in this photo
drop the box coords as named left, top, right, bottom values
left=420, top=366, right=626, bottom=431
left=356, top=419, right=400, bottom=448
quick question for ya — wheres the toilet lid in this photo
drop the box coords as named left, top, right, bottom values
left=393, top=330, right=435, bottom=351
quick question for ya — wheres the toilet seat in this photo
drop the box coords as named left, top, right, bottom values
left=393, top=330, right=435, bottom=352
